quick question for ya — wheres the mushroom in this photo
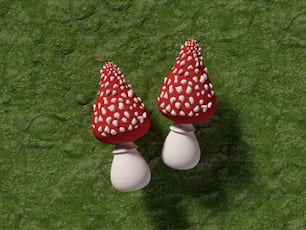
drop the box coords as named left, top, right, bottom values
left=157, top=39, right=216, bottom=170
left=92, top=62, right=151, bottom=192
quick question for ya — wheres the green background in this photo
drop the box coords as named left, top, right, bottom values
left=1, top=0, right=305, bottom=229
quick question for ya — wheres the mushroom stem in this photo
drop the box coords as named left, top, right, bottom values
left=111, top=142, right=151, bottom=192
left=162, top=123, right=201, bottom=170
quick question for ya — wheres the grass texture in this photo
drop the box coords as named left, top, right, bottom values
left=0, top=0, right=305, bottom=229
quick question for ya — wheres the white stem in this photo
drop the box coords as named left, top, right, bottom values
left=111, top=142, right=151, bottom=192
left=162, top=123, right=201, bottom=170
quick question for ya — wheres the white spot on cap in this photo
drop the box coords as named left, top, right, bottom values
left=185, top=102, right=190, bottom=108
left=192, top=76, right=198, bottom=82
left=169, top=85, right=174, bottom=94
left=181, top=79, right=187, bottom=85
left=137, top=116, right=144, bottom=124
left=209, top=83, right=213, bottom=89
left=119, top=127, right=125, bottom=132
left=211, top=90, right=215, bottom=96
left=111, top=129, right=117, bottom=135
left=98, top=103, right=101, bottom=109
left=114, top=112, right=120, bottom=119
left=106, top=117, right=112, bottom=124
left=201, top=90, right=205, bottom=95
left=108, top=105, right=115, bottom=112
left=172, top=68, right=177, bottom=74
left=200, top=99, right=204, bottom=105
left=202, top=105, right=207, bottom=112
left=208, top=94, right=211, bottom=98
left=187, top=56, right=192, bottom=61
left=179, top=111, right=185, bottom=116
left=204, top=67, right=208, bottom=73
left=176, top=86, right=183, bottom=93
left=121, top=92, right=127, bottom=98
left=104, top=126, right=110, bottom=133
left=178, top=69, right=184, bottom=75
left=132, top=118, right=137, bottom=125
left=124, top=111, right=130, bottom=118
left=101, top=133, right=107, bottom=137
left=93, top=104, right=96, bottom=110
left=186, top=86, right=192, bottom=94
left=195, top=68, right=200, bottom=74
left=170, top=97, right=176, bottom=104
left=167, top=79, right=171, bottom=85
left=170, top=110, right=176, bottom=116
left=175, top=102, right=181, bottom=110
left=200, top=75, right=205, bottom=83
left=128, top=89, right=134, bottom=98
left=166, top=104, right=171, bottom=112
left=189, top=97, right=194, bottom=104
left=91, top=124, right=95, bottom=129
left=184, top=71, right=190, bottom=77
left=208, top=102, right=212, bottom=108
left=128, top=124, right=133, bottom=131
left=204, top=84, right=209, bottom=90
left=188, top=111, right=194, bottom=117
left=103, top=98, right=108, bottom=104
left=102, top=108, right=107, bottom=115
left=174, top=75, right=178, bottom=83
left=112, top=120, right=119, bottom=127
left=143, top=112, right=147, bottom=118
left=195, top=85, right=200, bottom=90
left=134, top=111, right=139, bottom=116
left=98, top=116, right=103, bottom=122
left=122, top=117, right=127, bottom=123
left=179, top=95, right=185, bottom=102
left=160, top=102, right=165, bottom=108
left=119, top=102, right=124, bottom=110
left=111, top=98, right=117, bottom=103
left=98, top=126, right=103, bottom=132
left=187, top=65, right=193, bottom=70
left=180, top=60, right=185, bottom=67
left=193, top=105, right=199, bottom=112
left=164, top=92, right=168, bottom=99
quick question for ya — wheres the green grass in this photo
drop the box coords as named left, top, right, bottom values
left=0, top=0, right=305, bottom=229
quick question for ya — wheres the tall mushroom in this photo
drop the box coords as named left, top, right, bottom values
left=92, top=62, right=151, bottom=192
left=157, top=39, right=216, bottom=170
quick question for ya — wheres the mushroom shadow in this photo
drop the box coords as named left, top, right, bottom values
left=138, top=97, right=253, bottom=229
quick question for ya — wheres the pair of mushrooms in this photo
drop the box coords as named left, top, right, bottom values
left=92, top=39, right=216, bottom=192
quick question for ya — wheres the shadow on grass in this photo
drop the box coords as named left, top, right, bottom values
left=138, top=97, right=253, bottom=229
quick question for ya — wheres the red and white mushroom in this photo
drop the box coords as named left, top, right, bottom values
left=92, top=62, right=151, bottom=192
left=157, top=39, right=217, bottom=170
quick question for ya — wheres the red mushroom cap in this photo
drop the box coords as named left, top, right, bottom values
left=92, top=62, right=150, bottom=144
left=157, top=39, right=216, bottom=124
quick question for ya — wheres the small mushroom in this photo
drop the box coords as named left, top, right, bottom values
left=157, top=39, right=217, bottom=170
left=92, top=62, right=151, bottom=192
